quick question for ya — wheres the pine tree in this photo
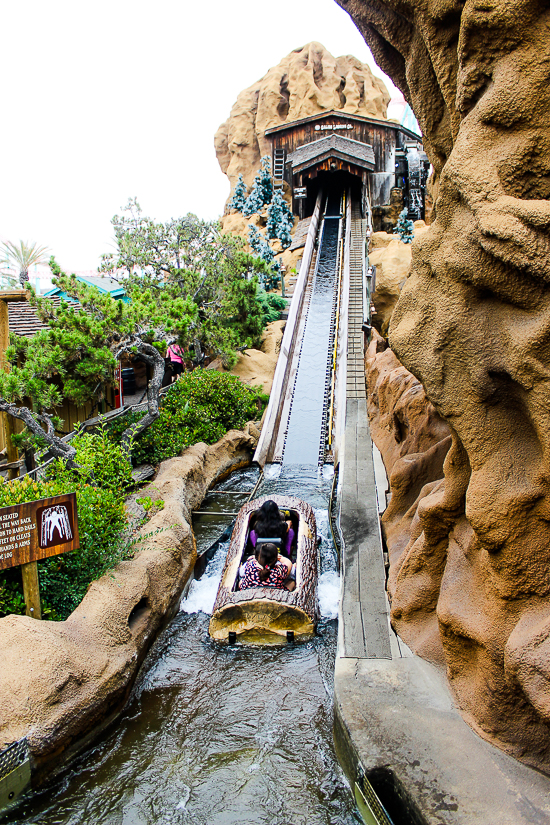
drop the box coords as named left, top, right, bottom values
left=243, top=156, right=273, bottom=217
left=228, top=174, right=247, bottom=212
left=247, top=225, right=274, bottom=264
left=395, top=208, right=414, bottom=244
left=246, top=226, right=280, bottom=290
left=266, top=191, right=294, bottom=249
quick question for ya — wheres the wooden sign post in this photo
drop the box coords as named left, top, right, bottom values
left=0, top=493, right=80, bottom=619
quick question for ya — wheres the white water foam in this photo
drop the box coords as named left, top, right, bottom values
left=180, top=540, right=229, bottom=615
left=318, top=570, right=340, bottom=620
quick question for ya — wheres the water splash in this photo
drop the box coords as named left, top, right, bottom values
left=180, top=540, right=228, bottom=615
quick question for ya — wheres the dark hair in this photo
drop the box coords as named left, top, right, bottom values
left=253, top=500, right=287, bottom=540
left=256, top=542, right=278, bottom=582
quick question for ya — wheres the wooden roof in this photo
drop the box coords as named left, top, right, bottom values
left=264, top=109, right=422, bottom=142
left=287, top=134, right=376, bottom=173
left=9, top=298, right=80, bottom=338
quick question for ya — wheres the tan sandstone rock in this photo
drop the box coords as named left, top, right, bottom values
left=344, top=0, right=550, bottom=771
left=230, top=320, right=284, bottom=395
left=369, top=223, right=429, bottom=336
left=0, top=428, right=258, bottom=774
left=215, top=41, right=390, bottom=199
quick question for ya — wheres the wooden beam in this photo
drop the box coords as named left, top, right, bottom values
left=0, top=289, right=29, bottom=302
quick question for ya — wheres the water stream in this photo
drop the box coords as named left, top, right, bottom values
left=5, top=467, right=360, bottom=825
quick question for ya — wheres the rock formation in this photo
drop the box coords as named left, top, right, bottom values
left=340, top=0, right=550, bottom=770
left=0, top=428, right=258, bottom=776
left=215, top=41, right=390, bottom=198
left=369, top=221, right=428, bottom=335
left=229, top=319, right=285, bottom=395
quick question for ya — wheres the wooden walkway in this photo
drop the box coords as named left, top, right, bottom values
left=339, top=204, right=392, bottom=660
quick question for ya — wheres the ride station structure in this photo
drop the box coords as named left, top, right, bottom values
left=265, top=109, right=430, bottom=228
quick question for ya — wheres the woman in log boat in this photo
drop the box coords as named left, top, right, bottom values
left=239, top=542, right=296, bottom=592
left=249, top=500, right=295, bottom=558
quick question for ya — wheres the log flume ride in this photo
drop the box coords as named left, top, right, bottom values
left=209, top=494, right=318, bottom=644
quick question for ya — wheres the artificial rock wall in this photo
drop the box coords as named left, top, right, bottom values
left=338, top=0, right=550, bottom=770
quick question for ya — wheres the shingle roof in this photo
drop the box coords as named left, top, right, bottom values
left=287, top=134, right=375, bottom=172
left=9, top=298, right=81, bottom=338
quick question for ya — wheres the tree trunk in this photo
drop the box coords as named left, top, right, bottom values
left=120, top=344, right=166, bottom=462
left=0, top=402, right=77, bottom=469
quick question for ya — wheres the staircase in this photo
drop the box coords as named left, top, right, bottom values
left=346, top=203, right=367, bottom=400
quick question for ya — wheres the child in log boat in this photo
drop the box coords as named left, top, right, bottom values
left=249, top=500, right=295, bottom=557
left=239, top=543, right=296, bottom=591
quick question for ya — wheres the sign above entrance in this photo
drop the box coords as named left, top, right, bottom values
left=0, top=494, right=80, bottom=571
left=294, top=187, right=307, bottom=199
left=314, top=123, right=353, bottom=132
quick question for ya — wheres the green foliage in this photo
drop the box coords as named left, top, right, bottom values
left=0, top=473, right=127, bottom=621
left=395, top=208, right=414, bottom=244
left=100, top=199, right=271, bottom=366
left=47, top=424, right=135, bottom=493
left=266, top=191, right=294, bottom=249
left=243, top=157, right=273, bottom=217
left=256, top=291, right=286, bottom=324
left=247, top=225, right=274, bottom=264
left=109, top=370, right=266, bottom=466
left=228, top=174, right=247, bottom=212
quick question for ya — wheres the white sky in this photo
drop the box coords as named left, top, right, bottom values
left=0, top=0, right=404, bottom=277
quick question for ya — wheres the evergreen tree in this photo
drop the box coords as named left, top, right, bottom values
left=266, top=191, right=294, bottom=249
left=395, top=208, right=414, bottom=244
left=228, top=174, right=247, bottom=212
left=247, top=225, right=274, bottom=264
left=247, top=226, right=280, bottom=290
left=243, top=156, right=273, bottom=217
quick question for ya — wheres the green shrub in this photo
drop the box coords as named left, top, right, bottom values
left=48, top=424, right=135, bottom=494
left=109, top=369, right=267, bottom=466
left=256, top=290, right=286, bottom=324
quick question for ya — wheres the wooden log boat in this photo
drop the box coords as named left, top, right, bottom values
left=209, top=494, right=318, bottom=644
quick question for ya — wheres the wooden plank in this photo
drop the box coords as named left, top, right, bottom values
left=340, top=396, right=392, bottom=660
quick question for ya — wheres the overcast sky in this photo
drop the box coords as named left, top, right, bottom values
left=1, top=0, right=404, bottom=278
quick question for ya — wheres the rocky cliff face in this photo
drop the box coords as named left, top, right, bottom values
left=340, top=0, right=550, bottom=770
left=215, top=41, right=390, bottom=197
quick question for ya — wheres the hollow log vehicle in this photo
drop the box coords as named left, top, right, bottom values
left=209, top=494, right=318, bottom=644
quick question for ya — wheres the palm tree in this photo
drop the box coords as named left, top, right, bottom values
left=2, top=240, right=50, bottom=286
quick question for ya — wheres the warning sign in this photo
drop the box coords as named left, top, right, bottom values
left=0, top=494, right=79, bottom=571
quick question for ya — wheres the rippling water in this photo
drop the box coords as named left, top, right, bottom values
left=5, top=472, right=360, bottom=825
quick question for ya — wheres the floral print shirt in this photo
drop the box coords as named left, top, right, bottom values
left=238, top=557, right=288, bottom=590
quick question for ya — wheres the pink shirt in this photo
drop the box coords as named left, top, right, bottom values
left=167, top=344, right=184, bottom=364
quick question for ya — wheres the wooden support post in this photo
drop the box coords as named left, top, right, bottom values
left=21, top=561, right=41, bottom=619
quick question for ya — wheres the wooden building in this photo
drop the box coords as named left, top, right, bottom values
left=265, top=110, right=430, bottom=225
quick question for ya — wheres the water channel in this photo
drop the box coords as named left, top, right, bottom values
left=5, top=467, right=361, bottom=825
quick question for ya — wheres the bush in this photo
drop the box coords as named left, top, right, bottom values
left=48, top=424, right=135, bottom=494
left=257, top=291, right=286, bottom=324
left=109, top=369, right=267, bottom=466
